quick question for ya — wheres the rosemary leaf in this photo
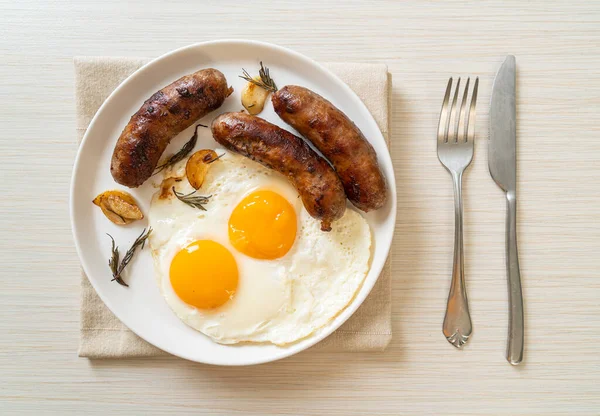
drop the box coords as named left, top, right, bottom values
left=107, top=234, right=124, bottom=286
left=153, top=124, right=207, bottom=175
left=207, top=153, right=225, bottom=164
left=172, top=187, right=211, bottom=211
left=239, top=61, right=278, bottom=93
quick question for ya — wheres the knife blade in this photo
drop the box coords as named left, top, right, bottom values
left=489, top=55, right=516, bottom=192
left=489, top=55, right=524, bottom=365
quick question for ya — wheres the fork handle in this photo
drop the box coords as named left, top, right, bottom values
left=443, top=171, right=473, bottom=348
left=505, top=191, right=524, bottom=365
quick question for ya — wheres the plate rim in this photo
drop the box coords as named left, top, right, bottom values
left=70, top=39, right=397, bottom=365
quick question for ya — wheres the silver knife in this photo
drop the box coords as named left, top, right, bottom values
left=489, top=55, right=524, bottom=365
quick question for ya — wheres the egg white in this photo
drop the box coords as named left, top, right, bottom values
left=148, top=149, right=371, bottom=345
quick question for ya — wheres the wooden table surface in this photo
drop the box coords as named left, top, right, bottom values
left=1, top=1, right=599, bottom=414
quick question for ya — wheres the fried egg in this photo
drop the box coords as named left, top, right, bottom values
left=148, top=149, right=371, bottom=345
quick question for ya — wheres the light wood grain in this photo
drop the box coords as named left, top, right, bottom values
left=1, top=0, right=599, bottom=414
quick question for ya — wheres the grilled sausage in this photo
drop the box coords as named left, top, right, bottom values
left=111, top=68, right=233, bottom=187
left=211, top=112, right=346, bottom=231
left=272, top=85, right=387, bottom=212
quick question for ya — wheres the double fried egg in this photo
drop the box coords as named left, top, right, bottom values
left=148, top=149, right=371, bottom=345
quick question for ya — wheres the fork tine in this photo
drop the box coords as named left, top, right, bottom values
left=447, top=78, right=461, bottom=142
left=437, top=78, right=453, bottom=143
left=457, top=78, right=470, bottom=142
left=465, top=77, right=479, bottom=142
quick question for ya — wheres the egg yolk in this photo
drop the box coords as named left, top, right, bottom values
left=228, top=190, right=297, bottom=260
left=170, top=240, right=238, bottom=309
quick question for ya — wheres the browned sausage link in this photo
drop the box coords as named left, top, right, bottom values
left=111, top=68, right=233, bottom=188
left=211, top=112, right=346, bottom=232
left=272, top=85, right=387, bottom=212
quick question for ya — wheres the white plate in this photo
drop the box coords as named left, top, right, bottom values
left=70, top=40, right=396, bottom=365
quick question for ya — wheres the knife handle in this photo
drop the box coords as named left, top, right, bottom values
left=506, top=191, right=524, bottom=365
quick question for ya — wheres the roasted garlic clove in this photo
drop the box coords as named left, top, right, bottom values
left=93, top=190, right=144, bottom=225
left=241, top=76, right=271, bottom=115
left=186, top=149, right=221, bottom=189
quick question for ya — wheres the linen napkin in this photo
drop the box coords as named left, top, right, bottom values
left=75, top=56, right=392, bottom=358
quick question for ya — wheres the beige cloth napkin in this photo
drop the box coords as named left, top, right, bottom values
left=75, top=57, right=392, bottom=358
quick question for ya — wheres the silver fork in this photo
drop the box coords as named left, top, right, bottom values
left=437, top=77, right=479, bottom=348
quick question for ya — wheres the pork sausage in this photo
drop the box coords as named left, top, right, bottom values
left=211, top=112, right=346, bottom=231
left=111, top=68, right=232, bottom=187
left=272, top=85, right=387, bottom=212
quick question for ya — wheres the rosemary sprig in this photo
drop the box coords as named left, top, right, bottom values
left=172, top=187, right=211, bottom=211
left=107, top=228, right=152, bottom=287
left=153, top=124, right=207, bottom=175
left=239, top=61, right=278, bottom=93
